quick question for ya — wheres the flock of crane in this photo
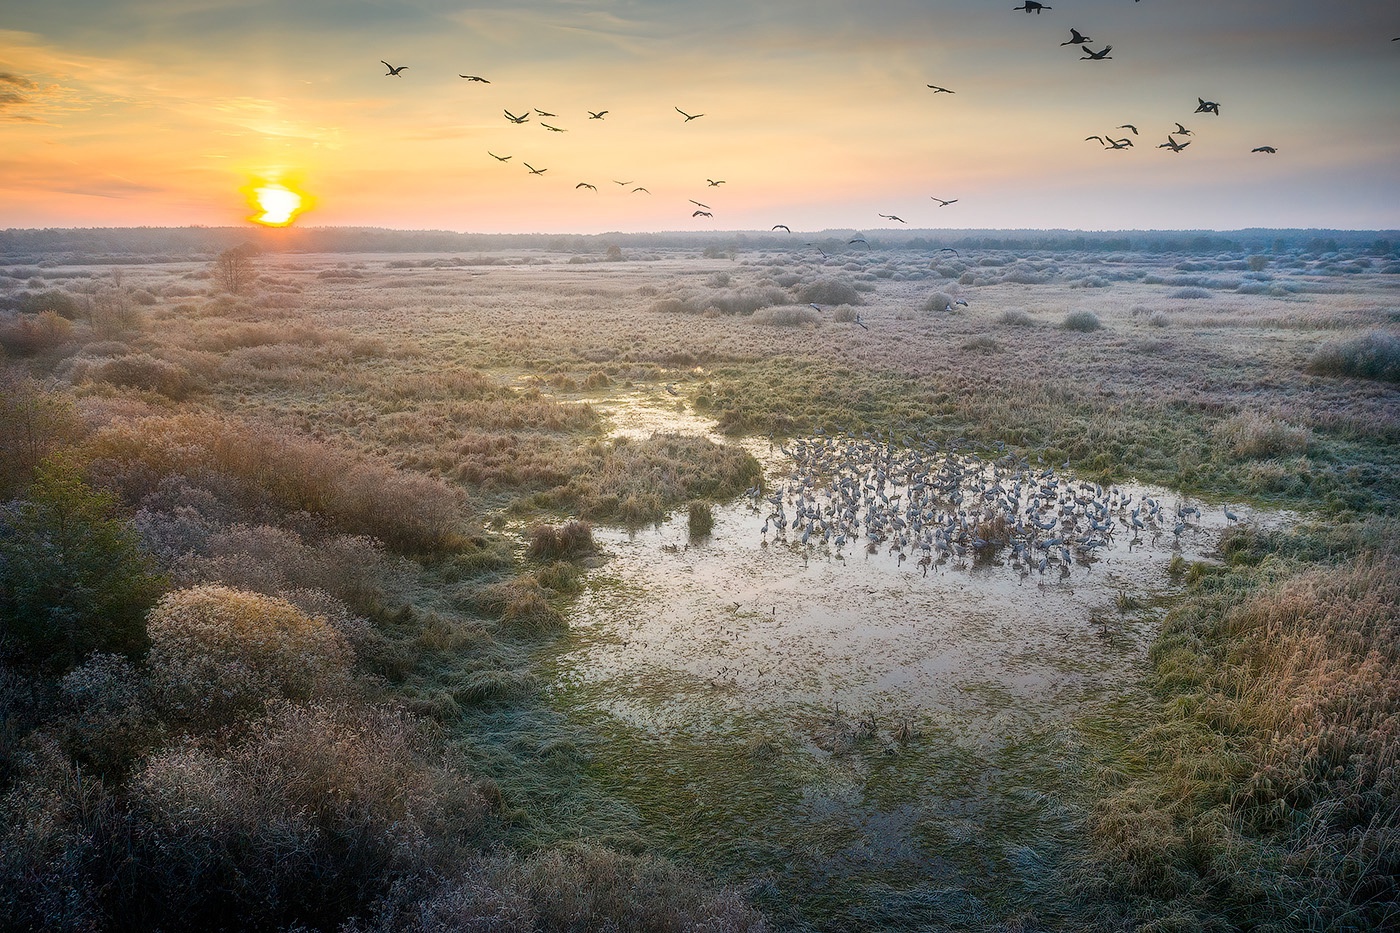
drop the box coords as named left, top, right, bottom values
left=378, top=2, right=1312, bottom=233
left=746, top=432, right=1233, bottom=583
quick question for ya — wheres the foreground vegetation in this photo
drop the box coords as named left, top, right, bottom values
left=1, top=231, right=1396, bottom=930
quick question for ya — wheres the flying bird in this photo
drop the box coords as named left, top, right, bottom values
left=848, top=237, right=869, bottom=247
left=632, top=187, right=650, bottom=194
left=459, top=75, right=489, bottom=82
left=1061, top=29, right=1091, bottom=45
left=1080, top=45, right=1112, bottom=60
left=1118, top=124, right=1138, bottom=135
left=381, top=61, right=408, bottom=76
left=938, top=247, right=959, bottom=256
left=576, top=182, right=598, bottom=190
left=807, top=244, right=829, bottom=258
left=931, top=196, right=959, bottom=207
left=809, top=303, right=824, bottom=312
left=524, top=162, right=547, bottom=174
left=1195, top=98, right=1221, bottom=115
left=488, top=151, right=511, bottom=161
left=878, top=214, right=907, bottom=223
left=504, top=109, right=530, bottom=124
left=1087, top=135, right=1132, bottom=149
left=1157, top=136, right=1190, bottom=152
left=1251, top=146, right=1277, bottom=153
left=587, top=110, right=608, bottom=119
left=689, top=199, right=710, bottom=209
left=676, top=107, right=705, bottom=122
left=1173, top=122, right=1193, bottom=136
left=541, top=123, right=567, bottom=132
left=613, top=180, right=633, bottom=186
left=772, top=225, right=791, bottom=232
left=926, top=84, right=955, bottom=93
left=1013, top=2, right=1051, bottom=12
left=534, top=109, right=556, bottom=117
left=693, top=210, right=713, bottom=218
left=707, top=179, right=726, bottom=186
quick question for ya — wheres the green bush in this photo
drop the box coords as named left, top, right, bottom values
left=0, top=458, right=164, bottom=670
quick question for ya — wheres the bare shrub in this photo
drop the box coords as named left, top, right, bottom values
left=127, top=701, right=487, bottom=929
left=997, top=308, right=1033, bottom=326
left=526, top=520, right=596, bottom=561
left=1147, top=310, right=1170, bottom=328
left=1305, top=330, right=1400, bottom=382
left=1213, top=412, right=1311, bottom=459
left=1061, top=310, right=1102, bottom=332
left=1171, top=286, right=1213, bottom=299
left=829, top=305, right=858, bottom=323
left=146, top=585, right=354, bottom=733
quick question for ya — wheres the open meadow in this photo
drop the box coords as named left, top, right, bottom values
left=2, top=229, right=1398, bottom=931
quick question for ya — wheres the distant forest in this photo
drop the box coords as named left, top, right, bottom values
left=1, top=225, right=1396, bottom=264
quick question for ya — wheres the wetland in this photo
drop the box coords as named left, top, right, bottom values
left=1, top=227, right=1397, bottom=931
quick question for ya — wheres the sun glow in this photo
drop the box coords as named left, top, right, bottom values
left=248, top=182, right=307, bottom=227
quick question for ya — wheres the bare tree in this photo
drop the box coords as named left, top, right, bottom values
left=213, top=243, right=258, bottom=295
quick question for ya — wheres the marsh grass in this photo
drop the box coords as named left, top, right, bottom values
left=1060, top=310, right=1102, bottom=332
left=526, top=520, right=596, bottom=561
left=1306, top=329, right=1400, bottom=382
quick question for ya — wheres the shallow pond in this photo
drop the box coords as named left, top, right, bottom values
left=542, top=390, right=1283, bottom=929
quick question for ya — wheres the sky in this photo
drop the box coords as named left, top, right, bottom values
left=1, top=1, right=1398, bottom=234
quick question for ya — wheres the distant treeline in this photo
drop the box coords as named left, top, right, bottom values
left=1, top=225, right=1396, bottom=264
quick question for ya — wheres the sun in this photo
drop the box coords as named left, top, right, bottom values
left=247, top=182, right=308, bottom=227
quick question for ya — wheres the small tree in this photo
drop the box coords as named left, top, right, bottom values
left=212, top=243, right=258, bottom=295
left=0, top=457, right=165, bottom=669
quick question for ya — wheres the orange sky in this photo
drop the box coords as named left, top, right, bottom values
left=2, top=2, right=1398, bottom=233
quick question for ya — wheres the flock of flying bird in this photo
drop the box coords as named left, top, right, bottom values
left=748, top=431, right=1229, bottom=583
left=373, top=7, right=1399, bottom=232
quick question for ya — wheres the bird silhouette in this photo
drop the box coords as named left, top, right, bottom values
left=504, top=109, right=530, bottom=124
left=541, top=123, right=567, bottom=132
left=1173, top=122, right=1193, bottom=136
left=938, top=247, right=959, bottom=257
left=488, top=152, right=511, bottom=161
left=613, top=180, right=633, bottom=186
left=1251, top=146, right=1277, bottom=153
left=458, top=74, right=489, bottom=82
left=524, top=162, right=547, bottom=174
left=808, top=244, right=829, bottom=258
left=1118, top=124, right=1138, bottom=135
left=534, top=109, right=556, bottom=117
left=693, top=210, right=713, bottom=218
left=1195, top=98, right=1221, bottom=115
left=926, top=84, right=955, bottom=93
left=587, top=110, right=608, bottom=119
left=576, top=182, right=598, bottom=190
left=1081, top=45, right=1112, bottom=60
left=931, top=196, right=959, bottom=207
left=381, top=61, right=408, bottom=76
left=1014, top=2, right=1051, bottom=12
left=676, top=107, right=704, bottom=122
left=878, top=213, right=907, bottom=223
left=632, top=187, right=650, bottom=193
left=773, top=224, right=791, bottom=232
left=1157, top=136, right=1190, bottom=152
left=1061, top=28, right=1091, bottom=45
left=689, top=199, right=710, bottom=209
left=707, top=179, right=725, bottom=186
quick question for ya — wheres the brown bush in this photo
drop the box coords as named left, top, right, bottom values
left=526, top=519, right=596, bottom=560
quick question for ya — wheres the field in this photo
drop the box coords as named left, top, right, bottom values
left=2, top=229, right=1397, bottom=931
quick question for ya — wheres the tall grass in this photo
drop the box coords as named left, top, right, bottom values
left=1306, top=329, right=1400, bottom=382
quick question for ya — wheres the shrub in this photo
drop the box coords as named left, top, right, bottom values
left=751, top=306, right=817, bottom=326
left=1213, top=412, right=1311, bottom=459
left=921, top=291, right=955, bottom=313
left=1061, top=310, right=1102, bottom=332
left=0, top=458, right=164, bottom=670
left=959, top=335, right=1000, bottom=352
left=829, top=305, right=858, bottom=323
left=997, top=308, right=1033, bottom=326
left=0, top=374, right=82, bottom=499
left=688, top=501, right=714, bottom=536
left=76, top=353, right=202, bottom=399
left=477, top=578, right=566, bottom=636
left=527, top=520, right=595, bottom=560
left=0, top=310, right=73, bottom=355
left=1305, top=330, right=1400, bottom=382
left=1170, top=286, right=1212, bottom=299
left=57, top=653, right=160, bottom=776
left=145, top=585, right=353, bottom=733
left=795, top=277, right=860, bottom=306
left=18, top=289, right=83, bottom=319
